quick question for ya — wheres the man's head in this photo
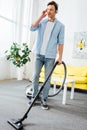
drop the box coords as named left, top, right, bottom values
left=47, top=1, right=58, bottom=13
left=47, top=1, right=58, bottom=20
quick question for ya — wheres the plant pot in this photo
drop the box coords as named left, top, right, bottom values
left=17, top=66, right=24, bottom=80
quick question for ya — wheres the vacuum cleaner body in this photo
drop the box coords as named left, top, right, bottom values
left=26, top=86, right=33, bottom=99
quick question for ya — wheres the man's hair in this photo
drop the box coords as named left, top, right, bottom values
left=47, top=1, right=58, bottom=13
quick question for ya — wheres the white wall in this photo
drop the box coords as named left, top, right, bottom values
left=58, top=0, right=87, bottom=66
left=0, top=56, right=10, bottom=80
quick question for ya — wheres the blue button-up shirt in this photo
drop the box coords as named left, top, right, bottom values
left=30, top=18, right=65, bottom=59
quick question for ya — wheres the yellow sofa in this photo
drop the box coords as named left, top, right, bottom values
left=39, top=64, right=87, bottom=91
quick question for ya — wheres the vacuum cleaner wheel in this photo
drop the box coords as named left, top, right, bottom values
left=26, top=86, right=33, bottom=99
left=26, top=83, right=42, bottom=99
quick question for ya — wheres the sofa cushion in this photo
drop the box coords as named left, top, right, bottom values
left=41, top=65, right=64, bottom=75
left=41, top=65, right=87, bottom=77
left=52, top=64, right=64, bottom=74
left=67, top=65, right=87, bottom=77
left=67, top=75, right=87, bottom=84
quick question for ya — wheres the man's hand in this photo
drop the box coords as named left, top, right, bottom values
left=55, top=56, right=62, bottom=65
left=41, top=9, right=47, bottom=18
left=32, top=9, right=47, bottom=27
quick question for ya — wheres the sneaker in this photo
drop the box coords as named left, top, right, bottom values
left=41, top=100, right=49, bottom=110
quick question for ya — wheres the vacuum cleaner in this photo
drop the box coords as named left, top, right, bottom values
left=26, top=61, right=67, bottom=98
left=7, top=61, right=67, bottom=130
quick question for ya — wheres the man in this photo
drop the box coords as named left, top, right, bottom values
left=30, top=1, right=65, bottom=110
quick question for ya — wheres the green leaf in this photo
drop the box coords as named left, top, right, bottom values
left=5, top=42, right=31, bottom=67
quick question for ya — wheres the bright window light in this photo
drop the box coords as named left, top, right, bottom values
left=0, top=0, right=32, bottom=56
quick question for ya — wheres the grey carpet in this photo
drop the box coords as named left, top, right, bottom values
left=0, top=80, right=87, bottom=130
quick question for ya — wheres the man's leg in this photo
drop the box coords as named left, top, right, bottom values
left=41, top=58, right=55, bottom=109
left=32, top=55, right=44, bottom=98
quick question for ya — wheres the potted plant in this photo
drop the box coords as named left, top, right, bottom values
left=5, top=42, right=31, bottom=80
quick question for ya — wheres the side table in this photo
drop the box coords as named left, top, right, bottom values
left=51, top=77, right=75, bottom=105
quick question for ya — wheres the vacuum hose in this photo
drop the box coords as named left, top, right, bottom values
left=48, top=61, right=67, bottom=97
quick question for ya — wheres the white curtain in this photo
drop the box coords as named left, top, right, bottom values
left=0, top=0, right=34, bottom=80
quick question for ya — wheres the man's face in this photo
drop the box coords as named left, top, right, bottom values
left=47, top=5, right=56, bottom=18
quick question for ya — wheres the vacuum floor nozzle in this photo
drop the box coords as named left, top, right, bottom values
left=7, top=119, right=23, bottom=130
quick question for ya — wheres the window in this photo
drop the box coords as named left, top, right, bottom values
left=0, top=0, right=32, bottom=56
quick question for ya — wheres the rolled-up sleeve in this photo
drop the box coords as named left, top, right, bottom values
left=30, top=24, right=39, bottom=31
left=57, top=24, right=65, bottom=44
